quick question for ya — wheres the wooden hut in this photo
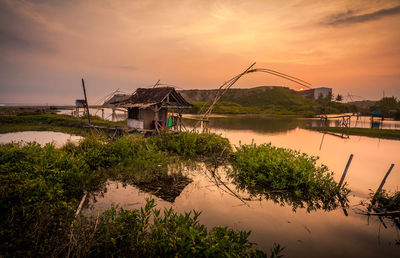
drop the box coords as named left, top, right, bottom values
left=113, top=87, right=191, bottom=131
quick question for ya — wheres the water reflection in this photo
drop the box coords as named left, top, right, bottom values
left=229, top=176, right=348, bottom=213
left=90, top=159, right=399, bottom=257
left=87, top=116, right=400, bottom=257
left=133, top=174, right=192, bottom=203
left=107, top=167, right=193, bottom=203
left=185, top=162, right=349, bottom=213
left=355, top=191, right=400, bottom=230
left=0, top=131, right=82, bottom=146
left=209, top=116, right=305, bottom=133
left=204, top=115, right=400, bottom=135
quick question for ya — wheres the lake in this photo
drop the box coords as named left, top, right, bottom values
left=89, top=115, right=399, bottom=258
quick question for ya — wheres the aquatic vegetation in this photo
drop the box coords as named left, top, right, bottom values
left=1, top=134, right=279, bottom=256
left=70, top=198, right=280, bottom=257
left=228, top=143, right=350, bottom=211
left=0, top=142, right=93, bottom=256
left=371, top=190, right=400, bottom=213
left=0, top=136, right=169, bottom=255
left=150, top=131, right=232, bottom=159
left=359, top=190, right=400, bottom=229
left=355, top=190, right=400, bottom=245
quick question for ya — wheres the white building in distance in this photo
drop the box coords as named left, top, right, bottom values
left=298, top=87, right=332, bottom=100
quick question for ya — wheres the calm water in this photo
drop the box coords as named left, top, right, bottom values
left=0, top=131, right=82, bottom=147
left=89, top=116, right=400, bottom=258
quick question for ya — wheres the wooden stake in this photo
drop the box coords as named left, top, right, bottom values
left=375, top=164, right=395, bottom=194
left=66, top=191, right=88, bottom=258
left=338, top=154, right=353, bottom=187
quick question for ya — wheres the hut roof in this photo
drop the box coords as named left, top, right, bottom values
left=102, top=94, right=130, bottom=108
left=114, top=87, right=192, bottom=108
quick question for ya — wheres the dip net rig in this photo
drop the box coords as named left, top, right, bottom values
left=192, top=62, right=312, bottom=132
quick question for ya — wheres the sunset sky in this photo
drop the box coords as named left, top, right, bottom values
left=1, top=0, right=399, bottom=104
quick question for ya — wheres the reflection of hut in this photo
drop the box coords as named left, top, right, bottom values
left=135, top=175, right=192, bottom=203
left=113, top=87, right=192, bottom=131
left=371, top=110, right=384, bottom=129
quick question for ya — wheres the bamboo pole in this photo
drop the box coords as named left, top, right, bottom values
left=375, top=164, right=395, bottom=195
left=81, top=78, right=91, bottom=124
left=338, top=154, right=354, bottom=187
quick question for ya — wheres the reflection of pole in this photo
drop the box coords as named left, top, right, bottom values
left=81, top=78, right=91, bottom=124
left=338, top=154, right=354, bottom=187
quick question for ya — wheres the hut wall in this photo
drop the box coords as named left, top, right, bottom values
left=143, top=109, right=155, bottom=129
left=126, top=107, right=169, bottom=130
left=127, top=119, right=144, bottom=129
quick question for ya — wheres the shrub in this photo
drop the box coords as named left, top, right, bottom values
left=229, top=143, right=349, bottom=210
left=70, top=198, right=279, bottom=257
left=150, top=131, right=232, bottom=159
left=0, top=136, right=172, bottom=256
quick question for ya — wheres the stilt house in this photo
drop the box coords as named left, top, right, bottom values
left=113, top=87, right=192, bottom=130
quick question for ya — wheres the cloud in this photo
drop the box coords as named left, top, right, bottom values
left=114, top=65, right=137, bottom=71
left=324, top=5, right=400, bottom=26
left=0, top=28, right=56, bottom=54
left=0, top=0, right=57, bottom=53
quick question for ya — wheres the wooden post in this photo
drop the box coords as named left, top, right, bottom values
left=179, top=111, right=182, bottom=132
left=81, top=78, right=91, bottom=124
left=112, top=108, right=115, bottom=121
left=338, top=154, right=354, bottom=187
left=375, top=164, right=395, bottom=194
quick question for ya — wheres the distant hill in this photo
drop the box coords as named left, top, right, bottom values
left=179, top=86, right=354, bottom=116
left=347, top=100, right=376, bottom=109
left=179, top=86, right=312, bottom=107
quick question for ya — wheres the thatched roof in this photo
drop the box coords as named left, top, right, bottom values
left=114, top=87, right=191, bottom=109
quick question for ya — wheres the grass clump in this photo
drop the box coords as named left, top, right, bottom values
left=71, top=198, right=280, bottom=257
left=228, top=143, right=349, bottom=211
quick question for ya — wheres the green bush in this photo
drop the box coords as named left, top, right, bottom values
left=0, top=136, right=172, bottom=256
left=150, top=131, right=232, bottom=159
left=229, top=143, right=349, bottom=210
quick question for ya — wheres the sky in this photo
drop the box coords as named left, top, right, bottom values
left=0, top=0, right=399, bottom=104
